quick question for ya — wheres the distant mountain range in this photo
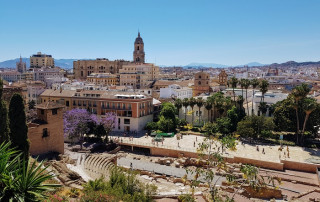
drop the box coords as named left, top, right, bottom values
left=0, top=58, right=78, bottom=69
left=1, top=58, right=320, bottom=70
left=182, top=62, right=266, bottom=68
left=159, top=62, right=266, bottom=68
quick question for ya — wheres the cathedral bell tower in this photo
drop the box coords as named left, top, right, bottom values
left=133, top=32, right=145, bottom=63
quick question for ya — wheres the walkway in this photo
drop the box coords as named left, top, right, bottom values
left=111, top=132, right=320, bottom=163
left=117, top=157, right=225, bottom=185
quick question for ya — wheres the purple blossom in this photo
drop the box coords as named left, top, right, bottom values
left=63, top=109, right=92, bottom=148
left=95, top=112, right=117, bottom=135
left=63, top=109, right=117, bottom=148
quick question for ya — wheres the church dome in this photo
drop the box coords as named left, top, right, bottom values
left=135, top=32, right=144, bottom=44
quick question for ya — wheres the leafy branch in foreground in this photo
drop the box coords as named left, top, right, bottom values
left=0, top=142, right=60, bottom=201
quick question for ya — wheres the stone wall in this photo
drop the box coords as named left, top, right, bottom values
left=136, top=146, right=320, bottom=173
left=83, top=154, right=117, bottom=179
left=2, top=86, right=22, bottom=105
left=281, top=159, right=320, bottom=173
left=232, top=157, right=284, bottom=171
left=28, top=108, right=64, bottom=156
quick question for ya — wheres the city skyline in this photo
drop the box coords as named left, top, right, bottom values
left=1, top=0, right=320, bottom=66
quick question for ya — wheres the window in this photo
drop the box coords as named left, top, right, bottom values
left=137, top=46, right=139, bottom=50
left=199, top=75, right=201, bottom=79
left=66, top=101, right=69, bottom=107
left=198, top=81, right=201, bottom=85
left=124, top=119, right=130, bottom=124
left=42, top=128, right=48, bottom=138
left=118, top=118, right=120, bottom=129
left=52, top=109, right=57, bottom=115
left=41, top=109, right=44, bottom=115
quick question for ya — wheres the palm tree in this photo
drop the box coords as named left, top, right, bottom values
left=0, top=142, right=59, bottom=201
left=189, top=97, right=196, bottom=125
left=223, top=96, right=232, bottom=114
left=243, top=79, right=251, bottom=116
left=240, top=78, right=246, bottom=97
left=207, top=95, right=215, bottom=122
left=213, top=92, right=224, bottom=118
left=251, top=78, right=259, bottom=115
left=204, top=99, right=213, bottom=123
left=174, top=98, right=182, bottom=117
left=196, top=97, right=204, bottom=124
left=301, top=98, right=316, bottom=139
left=258, top=102, right=268, bottom=116
left=182, top=98, right=189, bottom=121
left=292, top=83, right=310, bottom=144
left=237, top=95, right=244, bottom=110
left=259, top=80, right=269, bottom=102
left=229, top=77, right=238, bottom=104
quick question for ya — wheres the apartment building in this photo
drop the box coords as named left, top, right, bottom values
left=119, top=63, right=159, bottom=89
left=0, top=70, right=22, bottom=82
left=30, top=52, right=54, bottom=68
left=39, top=89, right=154, bottom=131
left=87, top=73, right=118, bottom=86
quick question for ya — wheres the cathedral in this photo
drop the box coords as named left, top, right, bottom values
left=74, top=32, right=147, bottom=80
left=133, top=32, right=145, bottom=63
left=73, top=32, right=159, bottom=89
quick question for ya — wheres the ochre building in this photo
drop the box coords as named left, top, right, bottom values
left=39, top=89, right=154, bottom=132
left=73, top=59, right=129, bottom=80
left=193, top=71, right=211, bottom=96
left=28, top=102, right=64, bottom=155
left=87, top=73, right=119, bottom=86
left=30, top=52, right=54, bottom=69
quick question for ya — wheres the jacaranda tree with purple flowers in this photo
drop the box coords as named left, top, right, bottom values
left=95, top=112, right=117, bottom=143
left=64, top=109, right=92, bottom=150
left=64, top=109, right=117, bottom=148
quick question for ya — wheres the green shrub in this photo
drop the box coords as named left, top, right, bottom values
left=81, top=191, right=112, bottom=202
left=82, top=167, right=156, bottom=202
left=260, top=130, right=272, bottom=139
left=178, top=194, right=195, bottom=202
left=191, top=127, right=200, bottom=132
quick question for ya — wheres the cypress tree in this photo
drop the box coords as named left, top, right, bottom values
left=0, top=79, right=10, bottom=143
left=0, top=101, right=10, bottom=143
left=9, top=93, right=29, bottom=156
left=0, top=79, right=3, bottom=98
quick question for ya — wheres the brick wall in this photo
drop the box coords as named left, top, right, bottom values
left=28, top=108, right=64, bottom=156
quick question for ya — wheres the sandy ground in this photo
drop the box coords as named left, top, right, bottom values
left=112, top=133, right=319, bottom=163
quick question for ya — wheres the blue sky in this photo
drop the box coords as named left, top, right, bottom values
left=0, top=0, right=319, bottom=66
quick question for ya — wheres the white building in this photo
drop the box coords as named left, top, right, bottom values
left=0, top=71, right=22, bottom=82
left=44, top=76, right=68, bottom=88
left=160, top=84, right=193, bottom=99
left=27, top=81, right=46, bottom=103
left=252, top=91, right=288, bottom=116
left=31, top=67, right=64, bottom=82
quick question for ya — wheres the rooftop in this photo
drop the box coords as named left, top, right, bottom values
left=36, top=101, right=65, bottom=109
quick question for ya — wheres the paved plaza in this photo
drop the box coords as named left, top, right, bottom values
left=110, top=131, right=320, bottom=163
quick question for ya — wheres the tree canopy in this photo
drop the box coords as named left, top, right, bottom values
left=9, top=94, right=29, bottom=156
